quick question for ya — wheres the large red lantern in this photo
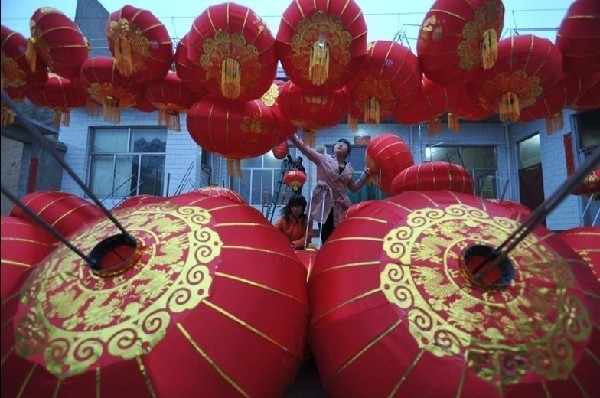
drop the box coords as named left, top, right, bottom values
left=260, top=79, right=298, bottom=144
left=559, top=226, right=600, bottom=280
left=572, top=168, right=600, bottom=195
left=144, top=70, right=194, bottom=132
left=347, top=41, right=421, bottom=127
left=79, top=56, right=142, bottom=123
left=188, top=186, right=246, bottom=204
left=466, top=35, right=563, bottom=123
left=187, top=97, right=280, bottom=177
left=308, top=191, right=598, bottom=397
left=364, top=133, right=414, bottom=195
left=447, top=85, right=495, bottom=132
left=174, top=34, right=209, bottom=96
left=187, top=2, right=277, bottom=101
left=1, top=25, right=48, bottom=91
left=417, top=0, right=505, bottom=84
left=28, top=73, right=88, bottom=127
left=26, top=7, right=88, bottom=80
left=390, top=161, right=475, bottom=195
left=555, top=0, right=600, bottom=77
left=276, top=0, right=367, bottom=93
left=277, top=80, right=349, bottom=147
left=1, top=193, right=309, bottom=397
left=283, top=170, right=307, bottom=192
left=272, top=140, right=290, bottom=160
left=106, top=5, right=173, bottom=81
left=571, top=77, right=600, bottom=111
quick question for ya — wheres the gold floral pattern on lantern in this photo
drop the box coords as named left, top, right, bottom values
left=15, top=203, right=223, bottom=378
left=107, top=18, right=152, bottom=74
left=1, top=56, right=26, bottom=88
left=380, top=204, right=590, bottom=384
left=480, top=70, right=543, bottom=110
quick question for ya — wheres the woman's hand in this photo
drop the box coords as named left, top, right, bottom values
left=363, top=166, right=371, bottom=176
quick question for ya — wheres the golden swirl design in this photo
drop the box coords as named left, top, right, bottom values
left=15, top=204, right=222, bottom=377
left=381, top=203, right=591, bottom=384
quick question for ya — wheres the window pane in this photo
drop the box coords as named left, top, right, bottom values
left=474, top=170, right=497, bottom=199
left=577, top=110, right=600, bottom=151
left=519, top=134, right=541, bottom=169
left=114, top=155, right=135, bottom=197
left=235, top=170, right=251, bottom=203
left=462, top=147, right=496, bottom=169
left=429, top=146, right=460, bottom=163
left=93, top=129, right=128, bottom=153
left=131, top=129, right=167, bottom=153
left=138, top=155, right=165, bottom=196
left=325, top=145, right=366, bottom=170
left=90, top=155, right=114, bottom=197
left=264, top=152, right=284, bottom=168
left=241, top=157, right=262, bottom=168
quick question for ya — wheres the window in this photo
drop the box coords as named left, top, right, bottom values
left=427, top=145, right=498, bottom=199
left=575, top=109, right=600, bottom=226
left=232, top=152, right=288, bottom=206
left=89, top=127, right=167, bottom=198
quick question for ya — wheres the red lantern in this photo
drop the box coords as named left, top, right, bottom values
left=347, top=41, right=421, bottom=127
left=417, top=0, right=505, bottom=84
left=295, top=249, right=318, bottom=279
left=1, top=216, right=56, bottom=300
left=106, top=5, right=173, bottom=81
left=133, top=92, right=157, bottom=113
left=277, top=80, right=349, bottom=147
left=112, top=194, right=162, bottom=211
left=144, top=71, right=194, bottom=132
left=488, top=199, right=533, bottom=223
left=187, top=3, right=277, bottom=101
left=572, top=168, right=600, bottom=195
left=556, top=0, right=600, bottom=77
left=187, top=186, right=246, bottom=204
left=272, top=140, right=290, bottom=160
left=187, top=97, right=280, bottom=177
left=276, top=0, right=367, bottom=93
left=283, top=170, right=307, bottom=192
left=390, top=161, right=475, bottom=195
left=79, top=56, right=142, bottom=123
left=447, top=85, right=495, bottom=132
left=1, top=25, right=48, bottom=92
left=260, top=80, right=298, bottom=143
left=174, top=34, right=209, bottom=96
left=2, top=193, right=309, bottom=397
left=308, top=191, right=598, bottom=397
left=466, top=35, right=563, bottom=123
left=559, top=226, right=600, bottom=280
left=364, top=133, right=414, bottom=195
left=28, top=73, right=88, bottom=127
left=26, top=7, right=88, bottom=79
left=9, top=190, right=104, bottom=238
left=571, top=77, right=600, bottom=111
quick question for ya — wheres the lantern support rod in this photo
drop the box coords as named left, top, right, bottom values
left=1, top=89, right=130, bottom=237
left=475, top=148, right=600, bottom=277
left=1, top=184, right=94, bottom=265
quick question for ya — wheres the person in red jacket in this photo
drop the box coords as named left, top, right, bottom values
left=274, top=194, right=313, bottom=250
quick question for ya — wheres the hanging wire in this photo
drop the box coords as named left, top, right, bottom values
left=1, top=89, right=131, bottom=237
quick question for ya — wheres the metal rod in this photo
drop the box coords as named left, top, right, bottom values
left=1, top=89, right=130, bottom=237
left=499, top=178, right=510, bottom=203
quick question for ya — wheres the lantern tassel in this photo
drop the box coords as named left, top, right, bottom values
left=364, top=97, right=381, bottom=125
left=103, top=96, right=121, bottom=124
left=427, top=117, right=443, bottom=137
left=348, top=114, right=359, bottom=132
left=158, top=109, right=182, bottom=132
left=448, top=112, right=460, bottom=132
left=481, top=29, right=498, bottom=70
left=112, top=19, right=134, bottom=77
left=227, top=159, right=243, bottom=178
left=303, top=129, right=316, bottom=148
left=546, top=112, right=563, bottom=134
left=1, top=103, right=16, bottom=126
left=25, top=38, right=39, bottom=73
left=85, top=99, right=100, bottom=118
left=499, top=91, right=520, bottom=123
left=222, top=58, right=241, bottom=99
left=310, top=40, right=329, bottom=86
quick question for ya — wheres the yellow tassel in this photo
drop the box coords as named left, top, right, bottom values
left=303, top=129, right=316, bottom=148
left=364, top=97, right=381, bottom=125
left=481, top=29, right=498, bottom=70
left=1, top=104, right=15, bottom=125
left=103, top=96, right=121, bottom=124
left=448, top=112, right=460, bottom=132
left=112, top=19, right=134, bottom=77
left=227, top=158, right=243, bottom=178
left=499, top=91, right=520, bottom=123
left=160, top=108, right=181, bottom=132
left=348, top=114, right=359, bottom=131
left=427, top=117, right=443, bottom=136
left=309, top=40, right=329, bottom=86
left=25, top=37, right=38, bottom=73
left=546, top=112, right=564, bottom=134
left=86, top=99, right=100, bottom=118
left=221, top=57, right=241, bottom=99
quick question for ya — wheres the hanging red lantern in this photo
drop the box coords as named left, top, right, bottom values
left=556, top=0, right=600, bottom=77
left=1, top=193, right=309, bottom=397
left=272, top=140, right=290, bottom=160
left=260, top=79, right=298, bottom=143
left=133, top=92, right=157, bottom=113
left=79, top=56, right=142, bottom=123
left=446, top=85, right=495, bottom=132
left=187, top=96, right=280, bottom=177
left=276, top=0, right=367, bottom=93
left=187, top=2, right=278, bottom=101
left=559, top=226, right=600, bottom=280
left=26, top=7, right=88, bottom=80
left=283, top=170, right=307, bottom=192
left=277, top=80, right=349, bottom=147
left=572, top=168, right=600, bottom=195
left=1, top=24, right=48, bottom=92
left=106, top=5, right=173, bottom=81
left=27, top=73, right=88, bottom=127
left=144, top=70, right=194, bottom=132
left=466, top=35, right=563, bottom=123
left=1, top=216, right=56, bottom=300
left=174, top=34, right=209, bottom=96
left=390, top=161, right=475, bottom=195
left=417, top=0, right=505, bottom=84
left=308, top=190, right=598, bottom=397
left=571, top=77, right=600, bottom=111
left=364, top=133, right=414, bottom=195
left=347, top=41, right=421, bottom=127
left=9, top=190, right=104, bottom=238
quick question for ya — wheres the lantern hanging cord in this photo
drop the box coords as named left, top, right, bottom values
left=1, top=89, right=131, bottom=238
left=475, top=147, right=600, bottom=278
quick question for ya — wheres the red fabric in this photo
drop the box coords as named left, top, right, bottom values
left=176, top=188, right=246, bottom=204
left=556, top=0, right=600, bottom=77
left=488, top=199, right=532, bottom=223
left=449, top=85, right=495, bottom=120
left=417, top=0, right=505, bottom=85
left=28, top=74, right=87, bottom=111
left=187, top=96, right=279, bottom=160
left=187, top=2, right=277, bottom=102
left=1, top=25, right=48, bottom=91
left=365, top=133, right=414, bottom=195
left=559, top=226, right=600, bottom=281
left=276, top=0, right=367, bottom=94
left=144, top=70, right=194, bottom=129
left=573, top=169, right=600, bottom=195
left=272, top=141, right=289, bottom=159
left=106, top=5, right=173, bottom=82
left=29, top=7, right=88, bottom=79
left=572, top=77, right=600, bottom=111
left=564, top=133, right=576, bottom=176
left=308, top=191, right=599, bottom=397
left=347, top=41, right=421, bottom=123
left=390, top=161, right=475, bottom=195
left=112, top=194, right=163, bottom=211
left=260, top=80, right=298, bottom=142
left=173, top=34, right=209, bottom=96
left=393, top=78, right=459, bottom=125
